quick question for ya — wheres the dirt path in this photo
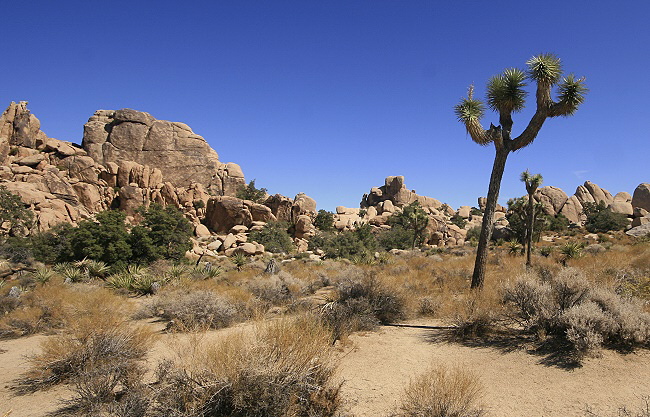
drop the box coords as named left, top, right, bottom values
left=337, top=320, right=650, bottom=417
left=3, top=319, right=650, bottom=417
left=0, top=335, right=73, bottom=417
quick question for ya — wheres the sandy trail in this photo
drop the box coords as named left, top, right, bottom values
left=2, top=319, right=650, bottom=417
left=337, top=320, right=650, bottom=417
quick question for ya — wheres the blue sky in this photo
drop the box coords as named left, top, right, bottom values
left=3, top=1, right=649, bottom=211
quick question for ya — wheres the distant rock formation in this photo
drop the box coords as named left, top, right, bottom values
left=0, top=101, right=321, bottom=257
left=82, top=108, right=245, bottom=196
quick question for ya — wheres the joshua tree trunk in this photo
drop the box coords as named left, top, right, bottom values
left=525, top=191, right=534, bottom=268
left=471, top=148, right=509, bottom=289
left=456, top=54, right=587, bottom=290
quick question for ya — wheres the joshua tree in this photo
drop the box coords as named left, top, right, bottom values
left=520, top=170, right=543, bottom=269
left=454, top=54, right=587, bottom=289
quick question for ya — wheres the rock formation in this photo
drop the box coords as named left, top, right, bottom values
left=82, top=108, right=245, bottom=196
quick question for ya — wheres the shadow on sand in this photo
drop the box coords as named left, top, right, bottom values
left=415, top=325, right=583, bottom=370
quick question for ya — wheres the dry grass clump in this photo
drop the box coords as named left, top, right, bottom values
left=151, top=315, right=341, bottom=416
left=13, top=289, right=154, bottom=407
left=392, top=364, right=484, bottom=417
left=247, top=270, right=305, bottom=305
left=0, top=281, right=98, bottom=337
left=451, top=288, right=504, bottom=339
left=320, top=273, right=406, bottom=340
left=151, top=288, right=249, bottom=331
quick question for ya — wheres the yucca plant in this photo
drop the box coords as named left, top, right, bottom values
left=560, top=242, right=583, bottom=266
left=130, top=274, right=160, bottom=295
left=231, top=253, right=248, bottom=271
left=84, top=260, right=109, bottom=279
left=106, top=273, right=134, bottom=291
left=455, top=53, right=587, bottom=289
left=59, top=264, right=87, bottom=283
left=165, top=264, right=188, bottom=281
left=190, top=263, right=222, bottom=280
left=32, top=267, right=56, bottom=285
left=507, top=240, right=524, bottom=256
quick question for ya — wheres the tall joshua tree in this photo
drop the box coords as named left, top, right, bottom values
left=521, top=170, right=543, bottom=269
left=454, top=54, right=587, bottom=289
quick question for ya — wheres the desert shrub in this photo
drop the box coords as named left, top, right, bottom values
left=31, top=223, right=76, bottom=264
left=320, top=274, right=405, bottom=339
left=503, top=269, right=650, bottom=358
left=466, top=226, right=481, bottom=243
left=452, top=292, right=501, bottom=338
left=378, top=226, right=416, bottom=251
left=560, top=301, right=614, bottom=356
left=247, top=271, right=301, bottom=305
left=153, top=289, right=243, bottom=330
left=418, top=296, right=442, bottom=317
left=0, top=236, right=34, bottom=264
left=393, top=364, right=484, bottom=417
left=236, top=179, right=267, bottom=203
left=583, top=201, right=629, bottom=233
left=547, top=213, right=570, bottom=231
left=314, top=209, right=335, bottom=231
left=0, top=282, right=82, bottom=336
left=151, top=316, right=341, bottom=416
left=309, top=223, right=378, bottom=260
left=502, top=273, right=554, bottom=331
left=0, top=185, right=34, bottom=237
left=450, top=213, right=468, bottom=229
left=13, top=293, right=153, bottom=396
left=388, top=202, right=429, bottom=249
left=249, top=221, right=294, bottom=253
left=32, top=205, right=192, bottom=266
left=131, top=203, right=193, bottom=263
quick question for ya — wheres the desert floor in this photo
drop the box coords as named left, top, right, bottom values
left=3, top=318, right=650, bottom=417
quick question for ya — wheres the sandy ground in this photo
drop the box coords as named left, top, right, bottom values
left=337, top=320, right=650, bottom=417
left=2, top=319, right=650, bottom=417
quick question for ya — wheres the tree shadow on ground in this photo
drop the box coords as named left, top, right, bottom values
left=421, top=326, right=583, bottom=370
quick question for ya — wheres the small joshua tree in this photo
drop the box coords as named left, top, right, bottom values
left=521, top=170, right=543, bottom=269
left=454, top=53, right=587, bottom=289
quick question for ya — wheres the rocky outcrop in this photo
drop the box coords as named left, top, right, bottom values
left=361, top=176, right=442, bottom=209
left=632, top=184, right=650, bottom=212
left=82, top=108, right=245, bottom=196
left=534, top=186, right=568, bottom=216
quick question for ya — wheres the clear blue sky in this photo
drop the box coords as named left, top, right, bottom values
left=3, top=1, right=649, bottom=211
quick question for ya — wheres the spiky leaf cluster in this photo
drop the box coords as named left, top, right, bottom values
left=526, top=53, right=562, bottom=85
left=552, top=74, right=588, bottom=116
left=454, top=97, right=485, bottom=123
left=454, top=98, right=490, bottom=145
left=520, top=170, right=543, bottom=194
left=487, top=68, right=528, bottom=114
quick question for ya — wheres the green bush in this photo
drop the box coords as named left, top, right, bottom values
left=309, top=223, right=378, bottom=260
left=314, top=209, right=335, bottom=231
left=377, top=226, right=415, bottom=251
left=546, top=213, right=570, bottom=231
left=236, top=179, right=267, bottom=203
left=249, top=222, right=294, bottom=253
left=466, top=226, right=481, bottom=243
left=583, top=201, right=629, bottom=233
left=31, top=205, right=192, bottom=266
left=131, top=204, right=193, bottom=263
left=506, top=196, right=546, bottom=244
left=450, top=214, right=467, bottom=229
left=0, top=185, right=34, bottom=237
left=388, top=202, right=429, bottom=249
